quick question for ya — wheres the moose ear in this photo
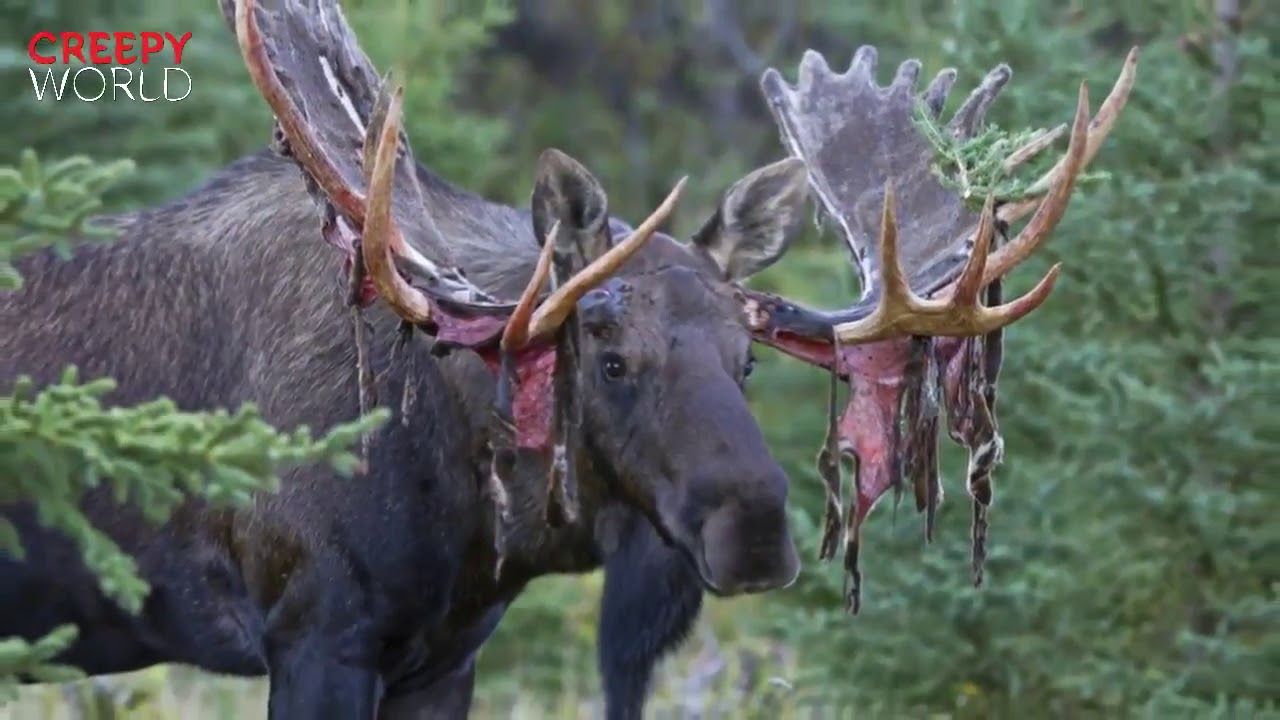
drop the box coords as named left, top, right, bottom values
left=690, top=157, right=809, bottom=281
left=531, top=148, right=612, bottom=264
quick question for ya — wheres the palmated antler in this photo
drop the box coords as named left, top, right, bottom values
left=747, top=45, right=1137, bottom=611
left=231, top=0, right=681, bottom=348
left=229, top=0, right=684, bottom=572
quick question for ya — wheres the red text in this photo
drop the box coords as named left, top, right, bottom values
left=27, top=31, right=192, bottom=66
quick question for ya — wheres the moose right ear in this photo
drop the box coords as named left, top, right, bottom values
left=690, top=157, right=810, bottom=281
left=531, top=149, right=613, bottom=265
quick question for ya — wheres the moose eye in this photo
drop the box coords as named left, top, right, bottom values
left=600, top=352, right=627, bottom=382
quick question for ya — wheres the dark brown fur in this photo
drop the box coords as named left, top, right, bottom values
left=0, top=148, right=810, bottom=719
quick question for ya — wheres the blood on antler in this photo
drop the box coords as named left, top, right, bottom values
left=232, top=0, right=682, bottom=349
left=746, top=45, right=1138, bottom=612
left=229, top=0, right=685, bottom=571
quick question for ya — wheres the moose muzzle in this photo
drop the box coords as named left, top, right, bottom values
left=695, top=469, right=801, bottom=596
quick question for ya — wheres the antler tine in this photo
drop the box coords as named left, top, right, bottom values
left=235, top=0, right=364, bottom=223
left=1001, top=123, right=1068, bottom=175
left=523, top=176, right=688, bottom=342
left=948, top=63, right=1014, bottom=138
left=500, top=221, right=558, bottom=351
left=961, top=81, right=1092, bottom=289
left=872, top=182, right=910, bottom=308
left=361, top=84, right=435, bottom=324
left=1000, top=47, right=1139, bottom=224
left=834, top=190, right=1061, bottom=344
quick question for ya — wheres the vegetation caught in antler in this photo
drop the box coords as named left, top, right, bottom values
left=911, top=101, right=1110, bottom=210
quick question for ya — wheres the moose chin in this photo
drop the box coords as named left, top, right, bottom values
left=692, top=500, right=801, bottom=596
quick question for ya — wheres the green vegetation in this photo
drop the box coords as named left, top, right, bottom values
left=912, top=100, right=1107, bottom=208
left=2, top=0, right=1276, bottom=717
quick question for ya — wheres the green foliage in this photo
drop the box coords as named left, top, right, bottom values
left=0, top=150, right=134, bottom=290
left=0, top=150, right=387, bottom=699
left=913, top=101, right=1107, bottom=209
left=1, top=368, right=385, bottom=610
left=0, top=627, right=82, bottom=690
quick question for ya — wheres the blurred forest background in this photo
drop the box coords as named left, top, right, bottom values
left=2, top=0, right=1277, bottom=717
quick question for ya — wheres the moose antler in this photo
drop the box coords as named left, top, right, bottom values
left=231, top=0, right=681, bottom=351
left=747, top=46, right=1137, bottom=612
left=757, top=46, right=1139, bottom=336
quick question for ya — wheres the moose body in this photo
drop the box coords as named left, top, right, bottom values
left=3, top=138, right=807, bottom=717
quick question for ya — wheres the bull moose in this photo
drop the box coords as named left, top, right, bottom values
left=1, top=0, right=1136, bottom=716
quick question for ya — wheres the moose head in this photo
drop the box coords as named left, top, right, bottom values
left=515, top=148, right=815, bottom=594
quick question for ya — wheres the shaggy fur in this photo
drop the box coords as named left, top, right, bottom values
left=0, top=147, right=809, bottom=719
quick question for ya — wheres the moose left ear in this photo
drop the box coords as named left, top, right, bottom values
left=690, top=157, right=809, bottom=280
left=531, top=148, right=613, bottom=266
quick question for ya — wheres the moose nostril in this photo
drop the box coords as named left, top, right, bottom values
left=755, top=465, right=790, bottom=507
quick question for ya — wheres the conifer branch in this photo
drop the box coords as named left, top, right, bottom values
left=0, top=150, right=388, bottom=697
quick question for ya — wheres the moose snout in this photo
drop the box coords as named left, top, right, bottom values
left=695, top=468, right=801, bottom=596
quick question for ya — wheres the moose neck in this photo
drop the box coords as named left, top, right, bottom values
left=493, top=447, right=611, bottom=579
left=428, top=347, right=621, bottom=591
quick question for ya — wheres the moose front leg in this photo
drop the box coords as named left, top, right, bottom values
left=377, top=661, right=477, bottom=720
left=258, top=550, right=392, bottom=719
left=266, top=635, right=384, bottom=719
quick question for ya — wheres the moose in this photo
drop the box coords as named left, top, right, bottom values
left=1, top=0, right=1137, bottom=716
